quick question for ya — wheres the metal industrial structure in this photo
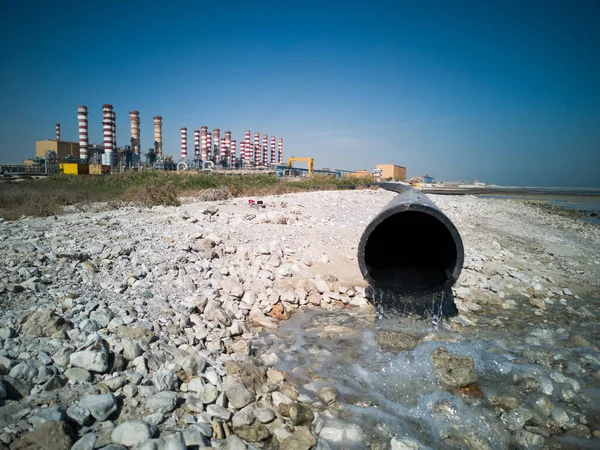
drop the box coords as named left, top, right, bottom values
left=287, top=156, right=315, bottom=177
left=5, top=102, right=322, bottom=178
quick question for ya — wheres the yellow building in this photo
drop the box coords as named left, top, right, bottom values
left=376, top=164, right=406, bottom=181
left=59, top=163, right=89, bottom=175
left=36, top=140, right=80, bottom=159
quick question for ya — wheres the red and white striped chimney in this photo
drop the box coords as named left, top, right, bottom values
left=277, top=138, right=283, bottom=163
left=201, top=126, right=208, bottom=161
left=213, top=128, right=220, bottom=160
left=231, top=140, right=237, bottom=166
left=55, top=123, right=61, bottom=142
left=194, top=129, right=200, bottom=159
left=77, top=106, right=88, bottom=162
left=262, top=134, right=268, bottom=166
left=220, top=138, right=226, bottom=162
left=102, top=104, right=114, bottom=166
left=180, top=127, right=187, bottom=160
left=129, top=111, right=141, bottom=155
left=206, top=132, right=212, bottom=160
left=244, top=130, right=251, bottom=164
left=253, top=132, right=260, bottom=165
left=153, top=116, right=163, bottom=157
left=270, top=136, right=276, bottom=164
left=111, top=109, right=117, bottom=152
left=225, top=131, right=231, bottom=165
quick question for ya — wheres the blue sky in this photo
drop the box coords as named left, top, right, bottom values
left=0, top=0, right=598, bottom=186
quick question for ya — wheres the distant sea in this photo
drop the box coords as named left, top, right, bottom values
left=477, top=187, right=600, bottom=224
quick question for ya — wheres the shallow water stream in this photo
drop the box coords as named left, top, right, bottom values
left=255, top=301, right=600, bottom=449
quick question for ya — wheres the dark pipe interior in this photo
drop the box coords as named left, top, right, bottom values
left=364, top=211, right=457, bottom=292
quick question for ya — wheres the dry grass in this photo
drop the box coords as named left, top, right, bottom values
left=0, top=172, right=376, bottom=221
left=123, top=180, right=180, bottom=208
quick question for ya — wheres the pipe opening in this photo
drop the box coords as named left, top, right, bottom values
left=364, top=210, right=458, bottom=294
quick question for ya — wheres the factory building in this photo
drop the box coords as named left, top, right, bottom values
left=35, top=140, right=80, bottom=159
left=376, top=164, right=406, bottom=181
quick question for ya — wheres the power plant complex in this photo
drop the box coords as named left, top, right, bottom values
left=22, top=104, right=286, bottom=174
left=1, top=104, right=407, bottom=181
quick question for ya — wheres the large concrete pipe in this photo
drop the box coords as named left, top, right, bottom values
left=358, top=183, right=464, bottom=316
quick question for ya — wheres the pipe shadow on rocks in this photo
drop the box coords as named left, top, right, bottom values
left=358, top=183, right=464, bottom=319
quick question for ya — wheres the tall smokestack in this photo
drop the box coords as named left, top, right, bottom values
left=129, top=111, right=140, bottom=155
left=77, top=106, right=88, bottom=162
left=206, top=132, right=212, bottom=160
left=213, top=128, right=220, bottom=160
left=111, top=109, right=117, bottom=152
left=102, top=104, right=114, bottom=166
left=253, top=132, right=260, bottom=166
left=55, top=123, right=61, bottom=142
left=194, top=129, right=200, bottom=159
left=225, top=131, right=231, bottom=166
left=231, top=140, right=237, bottom=166
left=153, top=116, right=163, bottom=157
left=244, top=130, right=251, bottom=165
left=181, top=127, right=187, bottom=160
left=220, top=138, right=226, bottom=163
left=278, top=138, right=283, bottom=163
left=262, top=134, right=268, bottom=166
left=270, top=136, right=276, bottom=164
left=201, top=126, right=208, bottom=161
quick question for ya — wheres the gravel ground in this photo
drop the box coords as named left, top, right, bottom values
left=0, top=188, right=598, bottom=450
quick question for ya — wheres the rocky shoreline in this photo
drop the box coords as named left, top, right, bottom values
left=0, top=189, right=599, bottom=449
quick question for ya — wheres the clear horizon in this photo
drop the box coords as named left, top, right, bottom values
left=0, top=0, right=598, bottom=187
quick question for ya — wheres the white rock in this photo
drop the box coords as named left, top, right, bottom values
left=111, top=420, right=154, bottom=447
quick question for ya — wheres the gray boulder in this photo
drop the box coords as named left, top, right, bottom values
left=78, top=393, right=118, bottom=421
left=111, top=420, right=154, bottom=447
left=146, top=391, right=178, bottom=414
left=70, top=341, right=110, bottom=373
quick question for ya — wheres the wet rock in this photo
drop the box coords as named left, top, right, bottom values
left=111, top=420, right=154, bottom=447
left=0, top=380, right=6, bottom=400
left=78, top=393, right=118, bottom=421
left=289, top=403, right=314, bottom=426
left=20, top=310, right=69, bottom=337
left=316, top=386, right=338, bottom=405
left=319, top=421, right=363, bottom=445
left=10, top=421, right=74, bottom=450
left=376, top=330, right=420, bottom=353
left=514, top=430, right=545, bottom=448
left=390, top=437, right=423, bottom=449
left=431, top=347, right=477, bottom=388
left=280, top=426, right=317, bottom=450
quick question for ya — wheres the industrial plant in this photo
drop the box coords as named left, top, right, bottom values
left=0, top=104, right=407, bottom=181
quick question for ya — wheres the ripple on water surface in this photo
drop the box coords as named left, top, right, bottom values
left=260, top=308, right=600, bottom=449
